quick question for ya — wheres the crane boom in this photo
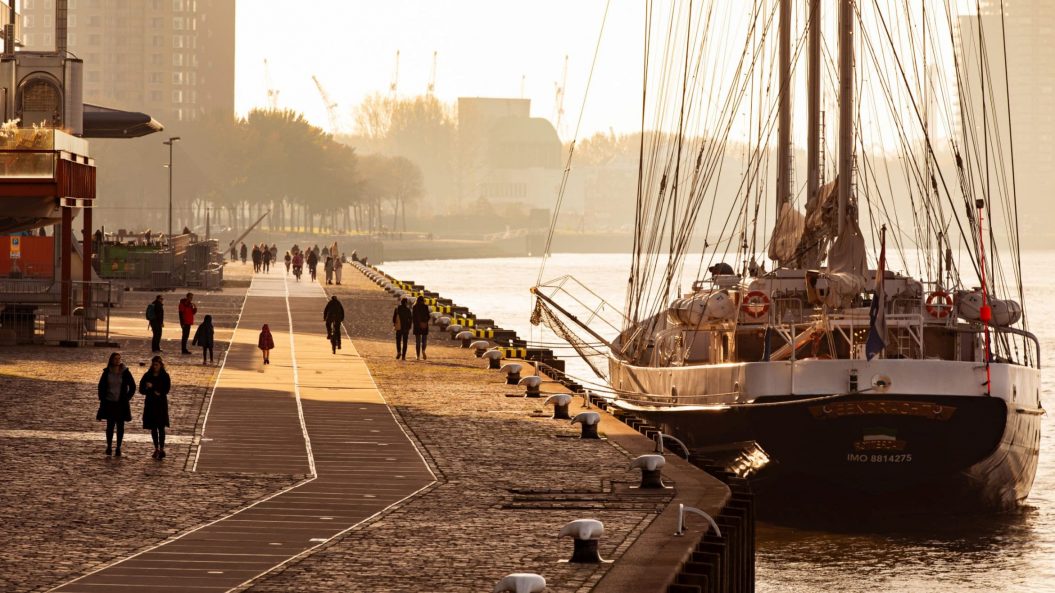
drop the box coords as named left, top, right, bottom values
left=311, top=74, right=340, bottom=134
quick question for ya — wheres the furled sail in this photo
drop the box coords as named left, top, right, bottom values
left=821, top=207, right=868, bottom=309
left=767, top=201, right=805, bottom=264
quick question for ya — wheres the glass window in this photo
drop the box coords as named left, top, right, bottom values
left=151, top=53, right=162, bottom=66
left=151, top=17, right=163, bottom=29
left=22, top=15, right=33, bottom=28
left=23, top=0, right=34, bottom=10
left=172, top=35, right=183, bottom=48
left=67, top=15, right=77, bottom=27
left=172, top=71, right=184, bottom=84
left=150, top=90, right=163, bottom=102
left=149, top=72, right=163, bottom=83
left=172, top=90, right=183, bottom=104
left=172, top=53, right=183, bottom=67
left=88, top=34, right=100, bottom=45
left=87, top=15, right=100, bottom=27
left=152, top=36, right=162, bottom=47
left=172, top=17, right=183, bottom=30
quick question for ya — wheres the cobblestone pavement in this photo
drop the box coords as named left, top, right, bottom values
left=0, top=267, right=299, bottom=593
left=245, top=269, right=667, bottom=593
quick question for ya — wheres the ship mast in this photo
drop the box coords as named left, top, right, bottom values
left=806, top=0, right=821, bottom=208
left=775, top=0, right=792, bottom=219
left=837, top=0, right=854, bottom=235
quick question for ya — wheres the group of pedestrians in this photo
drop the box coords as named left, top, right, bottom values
left=392, top=296, right=431, bottom=360
left=146, top=292, right=215, bottom=365
left=96, top=352, right=172, bottom=459
left=248, top=243, right=278, bottom=273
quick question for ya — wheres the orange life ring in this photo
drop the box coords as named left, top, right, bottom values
left=926, top=291, right=953, bottom=318
left=741, top=290, right=771, bottom=319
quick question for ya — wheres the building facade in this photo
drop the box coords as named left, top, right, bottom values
left=20, top=0, right=234, bottom=124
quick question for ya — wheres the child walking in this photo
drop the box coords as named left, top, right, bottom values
left=192, top=314, right=215, bottom=365
left=258, top=324, right=275, bottom=365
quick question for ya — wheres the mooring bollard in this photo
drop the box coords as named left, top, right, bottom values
left=545, top=393, right=572, bottom=419
left=455, top=331, right=475, bottom=347
left=447, top=324, right=463, bottom=338
left=493, top=573, right=546, bottom=593
left=500, top=363, right=522, bottom=384
left=571, top=411, right=601, bottom=439
left=438, top=317, right=452, bottom=331
left=471, top=340, right=491, bottom=356
left=430, top=311, right=442, bottom=324
left=483, top=349, right=504, bottom=369
left=630, top=454, right=667, bottom=489
left=518, top=375, right=542, bottom=398
left=558, top=519, right=605, bottom=564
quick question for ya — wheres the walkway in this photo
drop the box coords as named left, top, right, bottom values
left=52, top=273, right=436, bottom=593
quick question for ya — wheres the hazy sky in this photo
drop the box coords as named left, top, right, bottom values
left=235, top=1, right=643, bottom=140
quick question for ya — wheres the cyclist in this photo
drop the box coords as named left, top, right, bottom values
left=323, top=296, right=345, bottom=353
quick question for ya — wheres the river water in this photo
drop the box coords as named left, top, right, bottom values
left=381, top=252, right=1055, bottom=592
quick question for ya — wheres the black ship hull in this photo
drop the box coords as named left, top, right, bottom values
left=620, top=393, right=1041, bottom=511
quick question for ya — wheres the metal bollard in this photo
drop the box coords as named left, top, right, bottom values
left=518, top=375, right=542, bottom=398
left=544, top=393, right=572, bottom=419
left=483, top=349, right=504, bottom=369
left=447, top=324, right=463, bottom=337
left=470, top=340, right=491, bottom=357
left=571, top=411, right=601, bottom=439
left=558, top=519, right=605, bottom=563
left=629, top=454, right=667, bottom=489
left=493, top=573, right=546, bottom=593
left=437, top=317, right=452, bottom=331
left=455, top=331, right=475, bottom=347
left=430, top=311, right=442, bottom=324
left=500, top=363, right=522, bottom=385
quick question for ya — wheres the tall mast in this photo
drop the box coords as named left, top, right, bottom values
left=806, top=0, right=821, bottom=207
left=775, top=0, right=792, bottom=219
left=837, top=0, right=854, bottom=235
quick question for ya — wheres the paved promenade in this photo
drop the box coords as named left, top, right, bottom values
left=51, top=274, right=435, bottom=592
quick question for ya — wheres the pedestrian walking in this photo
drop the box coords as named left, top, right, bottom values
left=139, top=356, right=171, bottom=460
left=270, top=244, right=278, bottom=264
left=240, top=242, right=248, bottom=264
left=323, top=296, right=345, bottom=353
left=412, top=295, right=430, bottom=360
left=97, top=352, right=136, bottom=457
left=262, top=245, right=272, bottom=273
left=393, top=297, right=412, bottom=360
left=146, top=294, right=164, bottom=352
left=324, top=256, right=334, bottom=285
left=251, top=245, right=261, bottom=272
left=334, top=256, right=344, bottom=285
left=258, top=324, right=275, bottom=365
left=284, top=251, right=292, bottom=275
left=178, top=292, right=197, bottom=355
left=192, top=314, right=215, bottom=364
left=306, top=249, right=318, bottom=282
left=229, top=243, right=237, bottom=261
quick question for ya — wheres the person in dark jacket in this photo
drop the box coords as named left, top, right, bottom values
left=149, top=294, right=165, bottom=352
left=192, top=314, right=215, bottom=364
left=393, top=297, right=413, bottom=360
left=323, top=296, right=345, bottom=353
left=412, top=295, right=431, bottom=360
left=251, top=244, right=261, bottom=272
left=324, top=257, right=334, bottom=284
left=97, top=352, right=136, bottom=457
left=259, top=324, right=275, bottom=365
left=240, top=242, right=248, bottom=264
left=306, top=249, right=319, bottom=282
left=140, top=356, right=171, bottom=460
left=262, top=245, right=272, bottom=273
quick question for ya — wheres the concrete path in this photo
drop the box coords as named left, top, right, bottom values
left=52, top=273, right=436, bottom=593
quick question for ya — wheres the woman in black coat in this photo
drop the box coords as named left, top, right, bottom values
left=96, top=352, right=136, bottom=457
left=192, top=314, right=215, bottom=365
left=412, top=296, right=431, bottom=360
left=139, top=355, right=172, bottom=460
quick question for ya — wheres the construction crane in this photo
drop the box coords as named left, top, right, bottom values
left=263, top=58, right=280, bottom=109
left=389, top=50, right=400, bottom=97
left=426, top=51, right=438, bottom=95
left=553, top=55, right=568, bottom=138
left=311, top=75, right=340, bottom=135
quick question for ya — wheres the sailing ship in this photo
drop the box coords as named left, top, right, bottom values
left=533, top=0, right=1041, bottom=510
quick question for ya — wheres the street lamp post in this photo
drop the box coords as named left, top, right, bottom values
left=163, top=136, right=181, bottom=242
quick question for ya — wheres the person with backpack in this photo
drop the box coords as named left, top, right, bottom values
left=412, top=295, right=431, bottom=360
left=97, top=352, right=137, bottom=457
left=139, top=355, right=171, bottom=460
left=323, top=296, right=345, bottom=353
left=392, top=297, right=413, bottom=360
left=178, top=292, right=197, bottom=355
left=258, top=324, right=275, bottom=365
left=146, top=295, right=164, bottom=352
left=192, top=314, right=215, bottom=364
left=306, top=249, right=318, bottom=282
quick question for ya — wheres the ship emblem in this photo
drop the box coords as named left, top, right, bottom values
left=853, top=426, right=907, bottom=452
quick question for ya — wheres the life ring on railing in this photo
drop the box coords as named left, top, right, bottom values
left=741, top=290, right=771, bottom=319
left=925, top=291, right=953, bottom=318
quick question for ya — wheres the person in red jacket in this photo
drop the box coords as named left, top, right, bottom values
left=177, top=292, right=197, bottom=355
